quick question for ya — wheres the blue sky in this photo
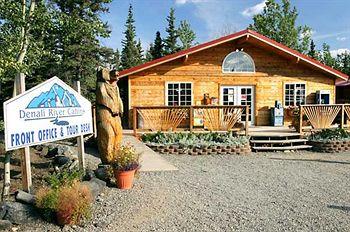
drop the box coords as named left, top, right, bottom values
left=100, top=0, right=350, bottom=56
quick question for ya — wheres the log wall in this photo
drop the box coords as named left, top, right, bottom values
left=128, top=41, right=335, bottom=126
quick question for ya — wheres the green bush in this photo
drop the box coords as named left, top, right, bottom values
left=141, top=132, right=249, bottom=147
left=36, top=169, right=91, bottom=225
left=46, top=169, right=83, bottom=190
left=309, top=128, right=350, bottom=142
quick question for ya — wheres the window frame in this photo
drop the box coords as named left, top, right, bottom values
left=283, top=83, right=307, bottom=107
left=222, top=51, right=256, bottom=74
left=165, top=82, right=193, bottom=106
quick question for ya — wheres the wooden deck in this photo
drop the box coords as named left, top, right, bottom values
left=247, top=126, right=300, bottom=137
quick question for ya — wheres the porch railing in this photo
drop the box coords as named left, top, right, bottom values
left=132, top=105, right=249, bottom=136
left=299, top=104, right=350, bottom=134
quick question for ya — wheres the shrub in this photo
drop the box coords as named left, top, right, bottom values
left=35, top=187, right=59, bottom=222
left=46, top=169, right=83, bottom=190
left=56, top=182, right=92, bottom=225
left=309, top=128, right=350, bottom=142
left=36, top=169, right=91, bottom=225
left=112, top=145, right=140, bottom=171
left=141, top=132, right=249, bottom=147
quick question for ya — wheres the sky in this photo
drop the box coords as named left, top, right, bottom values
left=100, top=0, right=350, bottom=56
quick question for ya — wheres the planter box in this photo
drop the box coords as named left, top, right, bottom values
left=145, top=143, right=251, bottom=155
left=310, top=140, right=350, bottom=153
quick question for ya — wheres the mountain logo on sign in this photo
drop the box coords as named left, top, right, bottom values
left=27, top=83, right=80, bottom=108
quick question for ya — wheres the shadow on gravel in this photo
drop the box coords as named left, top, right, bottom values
left=327, top=205, right=350, bottom=212
left=269, top=158, right=350, bottom=165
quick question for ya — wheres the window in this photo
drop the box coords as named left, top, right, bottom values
left=284, top=83, right=306, bottom=106
left=222, top=51, right=255, bottom=73
left=167, top=82, right=192, bottom=106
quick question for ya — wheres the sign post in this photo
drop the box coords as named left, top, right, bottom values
left=73, top=81, right=86, bottom=172
left=3, top=77, right=93, bottom=191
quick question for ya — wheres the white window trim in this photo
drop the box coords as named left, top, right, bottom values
left=283, top=82, right=307, bottom=107
left=165, top=81, right=193, bottom=106
left=222, top=51, right=256, bottom=74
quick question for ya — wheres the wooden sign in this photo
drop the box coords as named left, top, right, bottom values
left=3, top=77, right=93, bottom=151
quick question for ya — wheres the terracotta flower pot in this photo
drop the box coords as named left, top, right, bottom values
left=114, top=168, right=137, bottom=189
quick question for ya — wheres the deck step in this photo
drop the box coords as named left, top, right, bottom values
left=250, top=139, right=308, bottom=144
left=252, top=145, right=312, bottom=151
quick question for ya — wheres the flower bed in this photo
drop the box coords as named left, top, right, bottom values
left=308, top=128, right=350, bottom=153
left=142, top=132, right=251, bottom=155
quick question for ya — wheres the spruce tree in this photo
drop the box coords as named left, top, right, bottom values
left=136, top=39, right=144, bottom=63
left=178, top=20, right=196, bottom=50
left=320, top=43, right=336, bottom=68
left=145, top=43, right=154, bottom=62
left=249, top=0, right=312, bottom=54
left=164, top=8, right=179, bottom=55
left=151, top=31, right=164, bottom=59
left=121, top=4, right=140, bottom=70
left=308, top=40, right=317, bottom=59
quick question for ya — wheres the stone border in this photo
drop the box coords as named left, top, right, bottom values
left=146, top=143, right=251, bottom=155
left=310, top=140, right=350, bottom=153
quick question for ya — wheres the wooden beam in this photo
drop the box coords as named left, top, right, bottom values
left=133, top=107, right=137, bottom=137
left=18, top=73, right=32, bottom=193
left=183, top=54, right=189, bottom=63
left=74, top=81, right=86, bottom=173
left=236, top=35, right=250, bottom=45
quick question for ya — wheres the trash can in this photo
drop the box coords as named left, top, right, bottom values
left=271, top=101, right=284, bottom=126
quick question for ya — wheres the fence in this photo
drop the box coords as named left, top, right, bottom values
left=299, top=104, right=350, bottom=134
left=132, top=105, right=250, bottom=136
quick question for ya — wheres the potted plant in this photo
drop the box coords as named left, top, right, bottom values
left=112, top=145, right=140, bottom=189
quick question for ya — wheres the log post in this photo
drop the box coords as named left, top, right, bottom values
left=245, top=105, right=249, bottom=136
left=74, top=81, right=86, bottom=173
left=18, top=73, right=32, bottom=193
left=189, top=106, right=193, bottom=132
left=133, top=107, right=137, bottom=137
left=341, top=104, right=345, bottom=129
left=299, top=105, right=303, bottom=134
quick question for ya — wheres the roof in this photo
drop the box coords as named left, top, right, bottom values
left=118, top=29, right=349, bottom=81
left=336, top=80, right=350, bottom=87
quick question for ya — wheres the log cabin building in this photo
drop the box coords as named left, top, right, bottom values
left=117, top=29, right=348, bottom=128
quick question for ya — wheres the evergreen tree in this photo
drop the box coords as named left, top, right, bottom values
left=178, top=20, right=196, bottom=50
left=164, top=8, right=179, bottom=55
left=121, top=4, right=141, bottom=69
left=151, top=31, right=164, bottom=59
left=336, top=52, right=350, bottom=76
left=249, top=0, right=312, bottom=54
left=136, top=39, right=144, bottom=63
left=308, top=40, right=318, bottom=59
left=145, top=43, right=154, bottom=62
left=320, top=43, right=336, bottom=68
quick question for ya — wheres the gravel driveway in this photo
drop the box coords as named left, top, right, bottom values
left=26, top=151, right=350, bottom=232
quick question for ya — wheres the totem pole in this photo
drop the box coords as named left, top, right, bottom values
left=96, top=68, right=123, bottom=164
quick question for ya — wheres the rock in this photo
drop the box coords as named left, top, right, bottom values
left=0, top=220, right=12, bottom=230
left=53, top=155, right=71, bottom=166
left=15, top=190, right=35, bottom=205
left=1, top=202, right=39, bottom=225
left=94, top=165, right=111, bottom=181
left=84, top=169, right=95, bottom=181
left=12, top=173, right=21, bottom=180
left=40, top=147, right=49, bottom=157
left=45, top=147, right=58, bottom=158
left=82, top=178, right=106, bottom=199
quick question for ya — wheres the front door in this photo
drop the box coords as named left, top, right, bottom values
left=220, top=86, right=255, bottom=125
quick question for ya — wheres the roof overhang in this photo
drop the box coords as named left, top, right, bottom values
left=118, top=29, right=349, bottom=81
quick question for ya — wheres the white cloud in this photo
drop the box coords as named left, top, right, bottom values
left=175, top=0, right=207, bottom=4
left=314, top=30, right=350, bottom=40
left=336, top=36, right=347, bottom=41
left=330, top=48, right=350, bottom=57
left=241, top=0, right=266, bottom=17
left=188, top=1, right=241, bottom=39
